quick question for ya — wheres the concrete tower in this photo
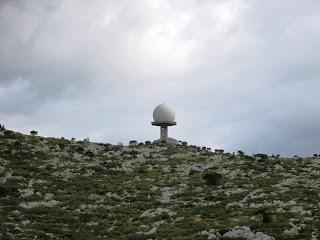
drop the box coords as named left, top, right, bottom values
left=152, top=103, right=177, bottom=143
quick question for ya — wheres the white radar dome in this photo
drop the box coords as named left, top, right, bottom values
left=153, top=103, right=175, bottom=123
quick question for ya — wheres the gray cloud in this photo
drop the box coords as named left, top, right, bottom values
left=0, top=0, right=319, bottom=156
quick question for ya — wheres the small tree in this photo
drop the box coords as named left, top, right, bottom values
left=145, top=140, right=152, bottom=145
left=214, top=149, right=224, bottom=155
left=129, top=140, right=138, bottom=146
left=30, top=130, right=38, bottom=136
left=238, top=150, right=245, bottom=157
left=182, top=141, right=188, bottom=146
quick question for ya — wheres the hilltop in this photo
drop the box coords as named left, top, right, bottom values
left=0, top=128, right=319, bottom=239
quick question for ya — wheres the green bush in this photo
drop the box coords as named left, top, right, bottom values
left=76, top=146, right=85, bottom=153
left=30, top=130, right=38, bottom=136
left=0, top=185, right=18, bottom=197
left=84, top=150, right=94, bottom=157
left=203, top=172, right=222, bottom=186
left=181, top=141, right=188, bottom=146
left=256, top=208, right=272, bottom=224
left=254, top=153, right=268, bottom=159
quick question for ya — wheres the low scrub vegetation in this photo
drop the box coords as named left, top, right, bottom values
left=0, top=128, right=318, bottom=239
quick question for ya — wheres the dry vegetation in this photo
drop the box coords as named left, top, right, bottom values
left=0, top=128, right=319, bottom=239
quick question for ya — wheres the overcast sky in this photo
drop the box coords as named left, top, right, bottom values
left=0, top=0, right=319, bottom=156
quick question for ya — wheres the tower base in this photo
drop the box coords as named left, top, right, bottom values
left=153, top=137, right=178, bottom=145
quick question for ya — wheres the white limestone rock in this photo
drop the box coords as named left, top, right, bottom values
left=222, top=226, right=275, bottom=240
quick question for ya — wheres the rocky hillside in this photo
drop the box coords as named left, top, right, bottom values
left=0, top=128, right=319, bottom=239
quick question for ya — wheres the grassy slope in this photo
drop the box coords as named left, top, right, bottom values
left=0, top=130, right=319, bottom=239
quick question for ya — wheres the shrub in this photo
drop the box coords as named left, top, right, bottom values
left=245, top=155, right=254, bottom=160
left=130, top=150, right=139, bottom=159
left=76, top=146, right=85, bottom=153
left=58, top=143, right=66, bottom=150
left=145, top=141, right=152, bottom=145
left=84, top=150, right=94, bottom=157
left=0, top=185, right=18, bottom=197
left=189, top=170, right=199, bottom=175
left=13, top=140, right=22, bottom=151
left=237, top=150, right=245, bottom=157
left=222, top=237, right=247, bottom=240
left=129, top=140, right=138, bottom=146
left=4, top=130, right=14, bottom=136
left=112, top=145, right=123, bottom=151
left=182, top=141, right=188, bottom=146
left=215, top=149, right=224, bottom=154
left=203, top=172, right=222, bottom=186
left=30, top=130, right=38, bottom=136
left=254, top=153, right=268, bottom=160
left=256, top=208, right=272, bottom=224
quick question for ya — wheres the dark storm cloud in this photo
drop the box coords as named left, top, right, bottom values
left=0, top=0, right=319, bottom=156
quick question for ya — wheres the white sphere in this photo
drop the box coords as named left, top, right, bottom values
left=153, top=103, right=175, bottom=123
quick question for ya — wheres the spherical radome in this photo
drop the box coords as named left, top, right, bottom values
left=153, top=103, right=175, bottom=123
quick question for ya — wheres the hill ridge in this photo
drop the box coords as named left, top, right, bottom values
left=0, top=128, right=319, bottom=239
